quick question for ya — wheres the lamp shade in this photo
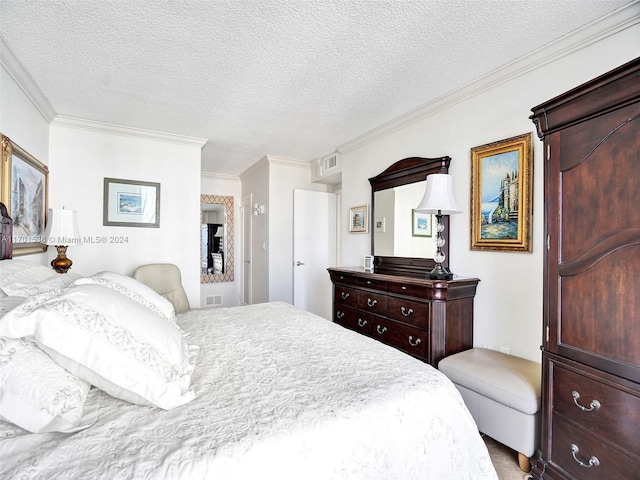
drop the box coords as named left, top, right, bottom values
left=415, top=173, right=462, bottom=215
left=44, top=208, right=82, bottom=246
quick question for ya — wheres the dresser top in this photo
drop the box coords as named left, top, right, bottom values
left=328, top=266, right=479, bottom=288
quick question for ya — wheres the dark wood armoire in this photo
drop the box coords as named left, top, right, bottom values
left=529, top=57, right=640, bottom=480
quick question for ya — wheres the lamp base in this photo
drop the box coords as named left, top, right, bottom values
left=51, top=245, right=73, bottom=274
left=426, top=262, right=454, bottom=280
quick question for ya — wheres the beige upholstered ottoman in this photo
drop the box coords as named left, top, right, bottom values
left=438, top=348, right=541, bottom=471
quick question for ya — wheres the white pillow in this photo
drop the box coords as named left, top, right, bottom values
left=2, top=272, right=83, bottom=297
left=74, top=271, right=176, bottom=322
left=0, top=284, right=198, bottom=410
left=0, top=336, right=93, bottom=433
left=0, top=259, right=58, bottom=294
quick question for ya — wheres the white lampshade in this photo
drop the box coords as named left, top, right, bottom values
left=415, top=173, right=462, bottom=215
left=44, top=208, right=82, bottom=246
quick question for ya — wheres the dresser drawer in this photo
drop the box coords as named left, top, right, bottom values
left=371, top=317, right=428, bottom=359
left=334, top=306, right=372, bottom=335
left=329, top=271, right=358, bottom=286
left=334, top=285, right=359, bottom=309
left=386, top=281, right=428, bottom=298
left=358, top=290, right=388, bottom=314
left=552, top=363, right=640, bottom=455
left=551, top=414, right=640, bottom=480
left=386, top=296, right=429, bottom=329
left=356, top=277, right=386, bottom=291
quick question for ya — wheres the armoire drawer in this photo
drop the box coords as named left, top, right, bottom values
left=334, top=306, right=372, bottom=336
left=356, top=277, right=386, bottom=291
left=386, top=296, right=428, bottom=329
left=552, top=363, right=640, bottom=457
left=370, top=317, right=428, bottom=358
left=358, top=290, right=388, bottom=314
left=551, top=414, right=640, bottom=480
left=334, top=285, right=359, bottom=309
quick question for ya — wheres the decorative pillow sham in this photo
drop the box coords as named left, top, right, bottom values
left=74, top=271, right=176, bottom=322
left=0, top=284, right=198, bottom=410
left=0, top=336, right=93, bottom=433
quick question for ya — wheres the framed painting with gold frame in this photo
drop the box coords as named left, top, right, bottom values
left=1, top=133, right=49, bottom=256
left=470, top=132, right=533, bottom=252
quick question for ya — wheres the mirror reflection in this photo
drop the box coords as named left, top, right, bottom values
left=373, top=181, right=437, bottom=258
left=201, top=204, right=226, bottom=274
left=201, top=194, right=234, bottom=283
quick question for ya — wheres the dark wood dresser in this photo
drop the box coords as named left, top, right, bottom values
left=529, top=57, right=640, bottom=480
left=328, top=267, right=479, bottom=368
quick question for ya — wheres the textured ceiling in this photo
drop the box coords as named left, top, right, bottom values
left=0, top=0, right=635, bottom=175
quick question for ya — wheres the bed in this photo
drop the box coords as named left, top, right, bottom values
left=0, top=258, right=498, bottom=480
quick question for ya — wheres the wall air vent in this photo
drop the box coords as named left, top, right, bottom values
left=323, top=153, right=339, bottom=172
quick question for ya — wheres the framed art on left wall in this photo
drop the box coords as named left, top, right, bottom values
left=1, top=133, right=49, bottom=256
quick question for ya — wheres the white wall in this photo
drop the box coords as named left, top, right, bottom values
left=240, top=158, right=270, bottom=303
left=48, top=119, right=204, bottom=307
left=201, top=172, right=242, bottom=307
left=338, top=17, right=640, bottom=362
left=0, top=46, right=52, bottom=266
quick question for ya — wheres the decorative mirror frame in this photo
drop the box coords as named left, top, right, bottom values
left=369, top=156, right=451, bottom=277
left=201, top=194, right=234, bottom=283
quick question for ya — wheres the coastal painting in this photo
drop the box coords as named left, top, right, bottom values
left=470, top=133, right=533, bottom=252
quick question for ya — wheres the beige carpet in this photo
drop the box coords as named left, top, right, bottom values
left=483, top=434, right=531, bottom=480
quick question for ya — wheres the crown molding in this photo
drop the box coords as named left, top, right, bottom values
left=240, top=154, right=309, bottom=178
left=336, top=2, right=640, bottom=155
left=0, top=35, right=56, bottom=123
left=201, top=171, right=241, bottom=181
left=51, top=115, right=208, bottom=148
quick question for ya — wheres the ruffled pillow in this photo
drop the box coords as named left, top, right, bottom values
left=0, top=284, right=198, bottom=410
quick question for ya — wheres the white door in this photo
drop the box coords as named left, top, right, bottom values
left=241, top=195, right=252, bottom=305
left=293, top=190, right=337, bottom=320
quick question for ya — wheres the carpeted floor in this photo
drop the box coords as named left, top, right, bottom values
left=483, top=434, right=532, bottom=480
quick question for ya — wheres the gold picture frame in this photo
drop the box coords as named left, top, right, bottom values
left=470, top=132, right=533, bottom=252
left=349, top=204, right=369, bottom=233
left=1, top=133, right=49, bottom=256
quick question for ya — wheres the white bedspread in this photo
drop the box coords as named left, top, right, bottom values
left=0, top=302, right=497, bottom=479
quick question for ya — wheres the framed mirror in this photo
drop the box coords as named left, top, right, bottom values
left=369, top=156, right=451, bottom=277
left=201, top=194, right=234, bottom=283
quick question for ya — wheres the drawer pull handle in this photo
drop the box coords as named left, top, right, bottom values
left=400, top=307, right=414, bottom=317
left=357, top=318, right=368, bottom=327
left=366, top=280, right=372, bottom=284
left=367, top=298, right=378, bottom=307
left=572, top=391, right=601, bottom=412
left=341, top=292, right=350, bottom=300
left=408, top=336, right=421, bottom=347
left=376, top=325, right=387, bottom=335
left=570, top=444, right=600, bottom=468
left=401, top=286, right=407, bottom=290
left=336, top=311, right=345, bottom=319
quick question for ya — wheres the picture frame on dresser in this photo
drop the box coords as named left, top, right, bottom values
left=470, top=133, right=533, bottom=252
left=0, top=133, right=49, bottom=256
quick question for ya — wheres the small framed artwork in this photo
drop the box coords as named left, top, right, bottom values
left=349, top=204, right=369, bottom=233
left=1, top=133, right=49, bottom=256
left=412, top=209, right=432, bottom=237
left=470, top=132, right=533, bottom=252
left=374, top=216, right=386, bottom=233
left=103, top=177, right=160, bottom=228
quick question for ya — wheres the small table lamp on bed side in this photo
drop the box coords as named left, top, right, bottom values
left=415, top=173, right=461, bottom=280
left=43, top=207, right=82, bottom=274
